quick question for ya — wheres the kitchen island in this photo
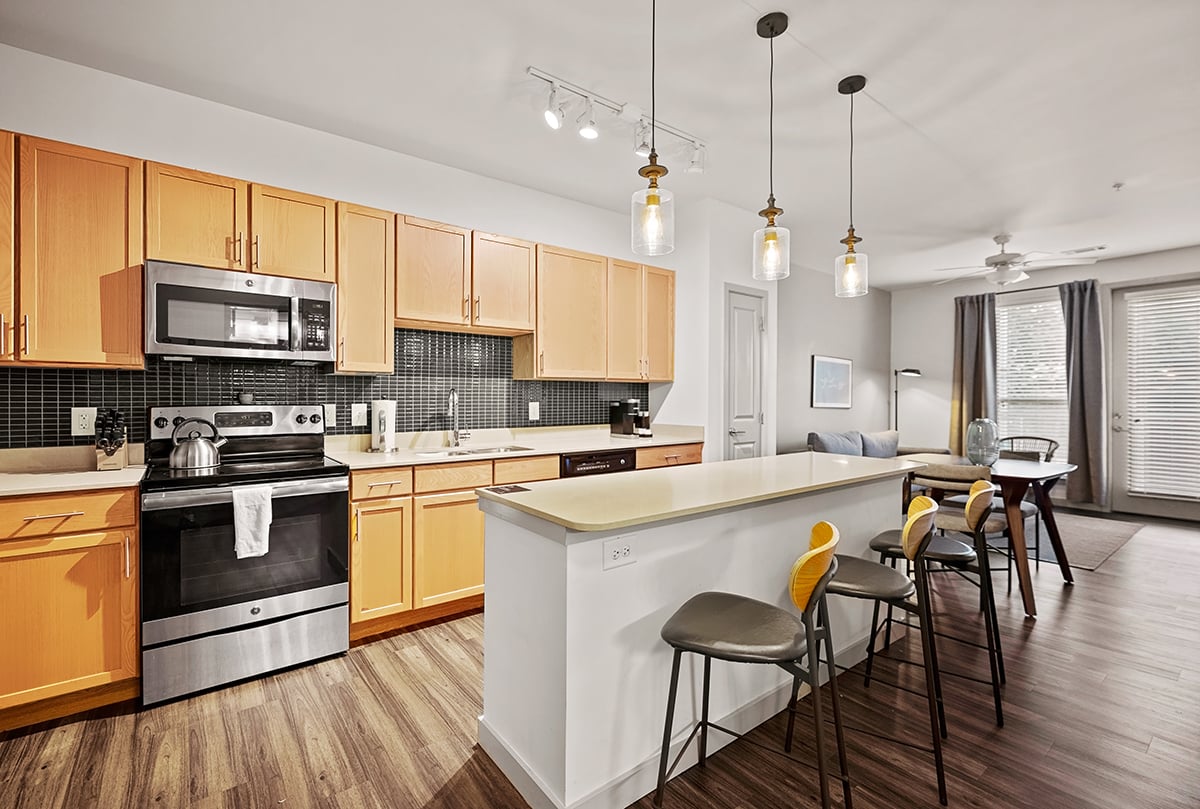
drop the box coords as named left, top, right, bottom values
left=475, top=451, right=924, bottom=809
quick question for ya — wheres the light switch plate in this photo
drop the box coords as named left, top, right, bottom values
left=528, top=401, right=540, bottom=421
left=324, top=403, right=337, bottom=426
left=71, top=407, right=97, bottom=436
left=351, top=403, right=368, bottom=427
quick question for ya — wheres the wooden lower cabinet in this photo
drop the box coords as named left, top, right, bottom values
left=413, top=490, right=485, bottom=609
left=0, top=528, right=138, bottom=710
left=350, top=496, right=413, bottom=623
left=636, top=443, right=704, bottom=469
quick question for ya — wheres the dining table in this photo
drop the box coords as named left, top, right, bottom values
left=902, top=453, right=1079, bottom=617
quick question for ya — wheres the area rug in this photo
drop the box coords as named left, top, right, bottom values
left=1034, top=512, right=1144, bottom=571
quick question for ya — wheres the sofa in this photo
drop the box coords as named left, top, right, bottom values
left=806, top=429, right=950, bottom=458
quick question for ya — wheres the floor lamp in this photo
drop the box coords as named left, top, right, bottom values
left=894, top=368, right=922, bottom=432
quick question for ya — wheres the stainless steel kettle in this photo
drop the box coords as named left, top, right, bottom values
left=169, top=417, right=228, bottom=470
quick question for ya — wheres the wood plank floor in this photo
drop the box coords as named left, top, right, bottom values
left=2, top=517, right=1198, bottom=808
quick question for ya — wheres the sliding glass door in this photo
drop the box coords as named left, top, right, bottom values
left=1111, top=282, right=1200, bottom=520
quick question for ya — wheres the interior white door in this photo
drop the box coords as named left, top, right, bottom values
left=725, top=288, right=764, bottom=459
left=1111, top=282, right=1200, bottom=520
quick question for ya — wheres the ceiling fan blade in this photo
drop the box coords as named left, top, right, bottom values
left=930, top=264, right=988, bottom=273
left=1021, top=257, right=1098, bottom=268
left=932, top=268, right=990, bottom=286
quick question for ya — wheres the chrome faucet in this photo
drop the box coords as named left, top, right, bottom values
left=447, top=387, right=470, bottom=446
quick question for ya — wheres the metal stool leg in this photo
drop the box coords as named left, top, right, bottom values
left=913, top=567, right=948, bottom=805
left=699, top=655, right=711, bottom=766
left=818, top=598, right=854, bottom=809
left=803, top=614, right=832, bottom=809
left=653, top=648, right=684, bottom=808
left=783, top=672, right=802, bottom=753
left=974, top=534, right=1005, bottom=725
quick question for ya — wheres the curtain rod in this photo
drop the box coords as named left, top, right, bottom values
left=996, top=283, right=1061, bottom=296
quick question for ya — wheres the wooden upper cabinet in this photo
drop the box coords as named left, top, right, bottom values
left=145, top=162, right=248, bottom=269
left=471, top=232, right=535, bottom=331
left=606, top=259, right=644, bottom=381
left=396, top=216, right=470, bottom=326
left=250, top=183, right=335, bottom=281
left=644, top=265, right=675, bottom=381
left=336, top=202, right=395, bottom=374
left=17, top=137, right=143, bottom=367
left=0, top=131, right=13, bottom=363
left=515, top=244, right=607, bottom=379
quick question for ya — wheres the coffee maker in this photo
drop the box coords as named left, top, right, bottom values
left=609, top=399, right=639, bottom=438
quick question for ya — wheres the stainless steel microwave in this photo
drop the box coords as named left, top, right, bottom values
left=144, top=261, right=336, bottom=364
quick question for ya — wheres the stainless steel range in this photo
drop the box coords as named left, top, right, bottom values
left=139, top=404, right=349, bottom=705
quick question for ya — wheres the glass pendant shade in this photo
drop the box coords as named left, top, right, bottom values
left=834, top=250, right=868, bottom=297
left=752, top=224, right=790, bottom=281
left=631, top=185, right=675, bottom=255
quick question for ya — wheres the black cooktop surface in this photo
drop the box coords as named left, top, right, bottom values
left=141, top=455, right=348, bottom=492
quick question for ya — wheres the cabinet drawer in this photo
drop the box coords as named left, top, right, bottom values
left=493, top=455, right=560, bottom=485
left=351, top=468, right=414, bottom=500
left=636, top=443, right=703, bottom=470
left=0, top=488, right=137, bottom=541
left=414, top=461, right=493, bottom=494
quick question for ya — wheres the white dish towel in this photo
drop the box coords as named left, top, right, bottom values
left=232, top=485, right=274, bottom=559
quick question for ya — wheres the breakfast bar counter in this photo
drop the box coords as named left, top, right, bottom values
left=475, top=452, right=923, bottom=809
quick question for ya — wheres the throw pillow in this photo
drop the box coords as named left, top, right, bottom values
left=861, top=430, right=900, bottom=458
left=808, top=430, right=864, bottom=456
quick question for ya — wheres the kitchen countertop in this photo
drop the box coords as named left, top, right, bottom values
left=0, top=466, right=147, bottom=497
left=476, top=451, right=925, bottom=531
left=327, top=424, right=704, bottom=470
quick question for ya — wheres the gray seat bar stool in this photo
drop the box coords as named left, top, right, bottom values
left=825, top=496, right=948, bottom=805
left=652, top=521, right=851, bottom=809
left=869, top=481, right=1007, bottom=728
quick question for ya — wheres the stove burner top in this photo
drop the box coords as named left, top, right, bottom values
left=141, top=455, right=348, bottom=492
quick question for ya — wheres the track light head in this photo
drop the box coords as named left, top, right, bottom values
left=685, top=144, right=705, bottom=174
left=578, top=98, right=599, bottom=140
left=634, top=121, right=651, bottom=158
left=543, top=85, right=564, bottom=130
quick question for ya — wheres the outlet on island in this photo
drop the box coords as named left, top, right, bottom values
left=602, top=536, right=635, bottom=570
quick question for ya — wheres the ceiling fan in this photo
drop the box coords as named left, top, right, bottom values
left=931, top=233, right=1106, bottom=286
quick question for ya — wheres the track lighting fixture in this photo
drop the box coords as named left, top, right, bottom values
left=634, top=121, right=652, bottom=158
left=835, top=75, right=869, bottom=297
left=578, top=97, right=599, bottom=140
left=685, top=143, right=705, bottom=174
left=631, top=0, right=674, bottom=255
left=752, top=12, right=790, bottom=281
left=543, top=84, right=564, bottom=130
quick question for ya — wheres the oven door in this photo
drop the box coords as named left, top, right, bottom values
left=140, top=477, right=348, bottom=643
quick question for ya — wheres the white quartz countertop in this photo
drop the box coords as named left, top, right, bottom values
left=0, top=466, right=147, bottom=497
left=476, top=452, right=926, bottom=531
left=328, top=424, right=704, bottom=470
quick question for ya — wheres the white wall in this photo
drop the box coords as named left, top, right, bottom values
left=890, top=245, right=1200, bottom=450
left=0, top=44, right=712, bottom=426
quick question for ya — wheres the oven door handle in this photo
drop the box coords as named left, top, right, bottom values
left=141, top=477, right=348, bottom=511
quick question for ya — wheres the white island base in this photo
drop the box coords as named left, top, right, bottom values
left=476, top=453, right=922, bottom=809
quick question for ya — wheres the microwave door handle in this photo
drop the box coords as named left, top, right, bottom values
left=290, top=298, right=302, bottom=351
left=140, top=477, right=349, bottom=511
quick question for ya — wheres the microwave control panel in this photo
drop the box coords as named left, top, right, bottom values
left=299, top=299, right=332, bottom=350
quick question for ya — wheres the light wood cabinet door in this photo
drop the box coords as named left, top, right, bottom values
left=395, top=216, right=470, bottom=326
left=635, top=443, right=704, bottom=469
left=532, top=244, right=607, bottom=379
left=145, top=162, right=248, bottom=269
left=492, top=455, right=560, bottom=485
left=0, top=529, right=138, bottom=710
left=413, top=490, right=485, bottom=609
left=350, top=496, right=413, bottom=624
left=337, top=202, right=395, bottom=373
left=606, top=259, right=644, bottom=381
left=17, top=137, right=143, bottom=367
left=644, top=265, right=675, bottom=381
left=472, top=231, right=535, bottom=331
left=0, top=131, right=13, bottom=363
left=249, top=183, right=336, bottom=281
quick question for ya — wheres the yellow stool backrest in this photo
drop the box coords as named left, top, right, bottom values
left=963, top=479, right=998, bottom=533
left=902, top=496, right=940, bottom=561
left=788, top=521, right=840, bottom=613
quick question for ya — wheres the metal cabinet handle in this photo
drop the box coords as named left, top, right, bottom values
left=339, top=338, right=345, bottom=364
left=253, top=235, right=260, bottom=268
left=23, top=511, right=86, bottom=521
left=539, top=351, right=544, bottom=373
left=366, top=480, right=410, bottom=488
left=124, top=534, right=131, bottom=579
left=474, top=296, right=480, bottom=320
left=22, top=315, right=28, bottom=355
left=463, top=297, right=470, bottom=322
left=235, top=231, right=244, bottom=265
left=354, top=508, right=360, bottom=542
left=664, top=454, right=681, bottom=460
left=0, top=313, right=5, bottom=356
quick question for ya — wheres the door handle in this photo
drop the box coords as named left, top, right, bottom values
left=728, top=428, right=746, bottom=436
left=1112, top=426, right=1124, bottom=432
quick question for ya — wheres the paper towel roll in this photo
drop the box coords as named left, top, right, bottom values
left=371, top=400, right=396, bottom=452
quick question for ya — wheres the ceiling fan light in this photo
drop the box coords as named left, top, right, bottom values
left=835, top=250, right=869, bottom=297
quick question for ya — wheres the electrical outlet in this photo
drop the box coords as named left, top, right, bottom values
left=528, top=401, right=540, bottom=421
left=71, top=407, right=97, bottom=437
left=602, top=536, right=635, bottom=571
left=324, top=403, right=337, bottom=426
left=351, top=403, right=368, bottom=427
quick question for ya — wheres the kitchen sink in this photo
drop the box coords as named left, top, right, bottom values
left=462, top=445, right=534, bottom=455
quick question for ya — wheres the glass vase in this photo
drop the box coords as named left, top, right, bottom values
left=966, top=418, right=1000, bottom=465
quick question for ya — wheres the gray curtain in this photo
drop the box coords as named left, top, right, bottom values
left=950, top=293, right=997, bottom=455
left=1060, top=279, right=1108, bottom=505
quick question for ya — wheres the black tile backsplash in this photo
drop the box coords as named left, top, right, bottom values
left=0, top=329, right=649, bottom=449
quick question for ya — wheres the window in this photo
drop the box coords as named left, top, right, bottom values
left=995, top=293, right=1069, bottom=458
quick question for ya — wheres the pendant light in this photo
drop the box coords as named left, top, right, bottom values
left=632, top=0, right=674, bottom=256
left=835, top=75, right=868, bottom=297
left=752, top=13, right=790, bottom=281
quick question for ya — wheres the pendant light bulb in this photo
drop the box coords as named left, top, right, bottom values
left=751, top=12, right=790, bottom=281
left=543, top=85, right=564, bottom=130
left=632, top=0, right=675, bottom=255
left=835, top=75, right=869, bottom=297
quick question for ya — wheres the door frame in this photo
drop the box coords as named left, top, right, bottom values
left=723, top=283, right=768, bottom=461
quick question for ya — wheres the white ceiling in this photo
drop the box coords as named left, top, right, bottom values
left=2, top=0, right=1199, bottom=288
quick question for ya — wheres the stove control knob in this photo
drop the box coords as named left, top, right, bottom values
left=309, top=413, right=322, bottom=424
left=172, top=416, right=186, bottom=427
left=153, top=416, right=169, bottom=429
left=295, top=414, right=309, bottom=424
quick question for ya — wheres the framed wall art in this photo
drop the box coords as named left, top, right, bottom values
left=811, top=354, right=853, bottom=408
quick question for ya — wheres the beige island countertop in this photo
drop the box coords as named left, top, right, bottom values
left=476, top=451, right=924, bottom=531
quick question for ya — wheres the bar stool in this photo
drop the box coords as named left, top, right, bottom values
left=825, top=496, right=948, bottom=805
left=653, top=521, right=851, bottom=809
left=868, top=481, right=1006, bottom=727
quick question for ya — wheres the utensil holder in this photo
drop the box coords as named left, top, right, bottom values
left=96, top=427, right=129, bottom=471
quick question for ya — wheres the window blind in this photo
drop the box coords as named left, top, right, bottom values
left=996, top=297, right=1070, bottom=458
left=1124, top=286, right=1200, bottom=499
